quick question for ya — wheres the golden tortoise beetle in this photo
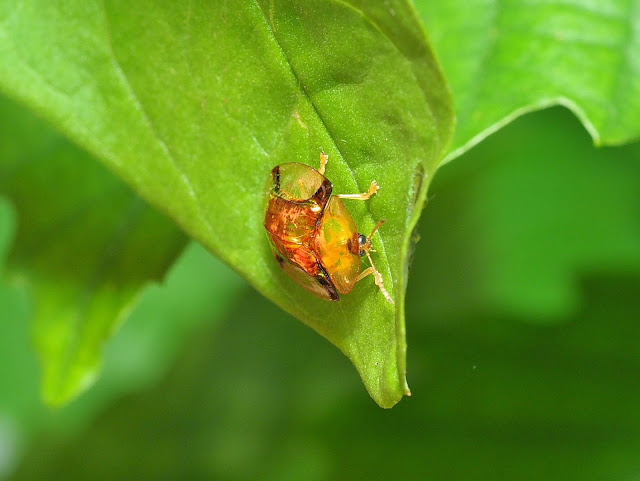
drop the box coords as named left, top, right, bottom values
left=263, top=152, right=393, bottom=303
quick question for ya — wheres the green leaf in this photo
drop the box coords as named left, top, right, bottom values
left=0, top=1, right=454, bottom=407
left=0, top=95, right=187, bottom=406
left=0, top=239, right=242, bottom=455
left=416, top=0, right=640, bottom=161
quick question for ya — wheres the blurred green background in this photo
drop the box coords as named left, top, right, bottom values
left=1, top=103, right=640, bottom=479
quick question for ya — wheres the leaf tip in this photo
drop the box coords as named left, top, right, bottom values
left=41, top=362, right=100, bottom=408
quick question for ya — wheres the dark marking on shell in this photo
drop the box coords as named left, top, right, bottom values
left=317, top=263, right=339, bottom=301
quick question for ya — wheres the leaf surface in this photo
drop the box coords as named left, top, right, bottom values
left=0, top=1, right=454, bottom=407
left=417, top=0, right=640, bottom=161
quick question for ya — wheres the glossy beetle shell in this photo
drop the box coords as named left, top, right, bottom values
left=264, top=163, right=361, bottom=301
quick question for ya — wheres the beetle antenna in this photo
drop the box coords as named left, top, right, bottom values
left=368, top=219, right=385, bottom=240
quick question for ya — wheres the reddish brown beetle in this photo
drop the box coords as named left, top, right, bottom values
left=264, top=152, right=393, bottom=303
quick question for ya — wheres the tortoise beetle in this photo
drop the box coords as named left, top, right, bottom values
left=263, top=152, right=393, bottom=303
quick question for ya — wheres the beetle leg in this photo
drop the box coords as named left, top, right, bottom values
left=356, top=252, right=394, bottom=304
left=336, top=180, right=379, bottom=200
left=318, top=151, right=329, bottom=176
left=356, top=267, right=373, bottom=282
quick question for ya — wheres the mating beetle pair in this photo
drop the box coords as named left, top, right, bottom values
left=264, top=152, right=393, bottom=303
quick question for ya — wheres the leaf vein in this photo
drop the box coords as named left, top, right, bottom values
left=98, top=0, right=217, bottom=244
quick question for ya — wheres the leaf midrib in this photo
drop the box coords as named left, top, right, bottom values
left=99, top=0, right=218, bottom=246
left=251, top=0, right=397, bottom=298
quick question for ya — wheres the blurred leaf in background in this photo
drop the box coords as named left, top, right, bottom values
left=0, top=237, right=244, bottom=478
left=0, top=98, right=244, bottom=475
left=0, top=95, right=189, bottom=405
left=417, top=0, right=640, bottom=161
left=7, top=108, right=640, bottom=480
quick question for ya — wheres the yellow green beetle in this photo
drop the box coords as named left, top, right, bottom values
left=264, top=152, right=393, bottom=303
